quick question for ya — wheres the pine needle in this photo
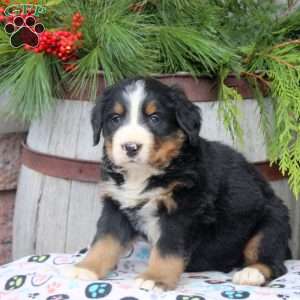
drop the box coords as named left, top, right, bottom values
left=64, top=0, right=156, bottom=100
left=247, top=41, right=300, bottom=197
left=0, top=53, right=63, bottom=121
left=217, top=68, right=244, bottom=145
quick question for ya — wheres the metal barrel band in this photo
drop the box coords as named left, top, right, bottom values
left=21, top=142, right=101, bottom=183
left=21, top=142, right=285, bottom=183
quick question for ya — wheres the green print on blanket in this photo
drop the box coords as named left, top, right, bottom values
left=4, top=275, right=26, bottom=290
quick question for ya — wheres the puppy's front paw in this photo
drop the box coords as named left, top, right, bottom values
left=135, top=272, right=177, bottom=291
left=61, top=265, right=98, bottom=281
left=135, top=277, right=157, bottom=291
left=233, top=267, right=266, bottom=286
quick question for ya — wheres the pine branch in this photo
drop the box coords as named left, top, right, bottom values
left=217, top=68, right=244, bottom=145
left=0, top=53, right=62, bottom=121
left=63, top=0, right=156, bottom=100
left=247, top=42, right=300, bottom=197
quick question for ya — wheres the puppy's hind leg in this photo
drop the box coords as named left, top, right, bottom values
left=233, top=197, right=290, bottom=286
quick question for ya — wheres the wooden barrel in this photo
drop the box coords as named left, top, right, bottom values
left=13, top=74, right=300, bottom=259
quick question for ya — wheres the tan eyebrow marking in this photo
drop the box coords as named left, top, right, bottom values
left=145, top=101, right=157, bottom=115
left=113, top=102, right=125, bottom=114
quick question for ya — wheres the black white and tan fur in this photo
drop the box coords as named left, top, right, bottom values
left=65, top=78, right=291, bottom=290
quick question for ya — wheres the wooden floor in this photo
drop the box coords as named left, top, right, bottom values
left=0, top=190, right=15, bottom=265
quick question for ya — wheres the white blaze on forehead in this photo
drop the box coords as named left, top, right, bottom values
left=111, top=79, right=154, bottom=166
left=124, top=80, right=146, bottom=125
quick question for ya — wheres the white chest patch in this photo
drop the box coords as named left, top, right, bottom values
left=100, top=165, right=163, bottom=244
left=136, top=201, right=161, bottom=244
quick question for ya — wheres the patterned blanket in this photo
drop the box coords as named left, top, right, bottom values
left=1, top=241, right=300, bottom=300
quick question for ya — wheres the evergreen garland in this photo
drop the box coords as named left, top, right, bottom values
left=62, top=0, right=155, bottom=100
left=248, top=42, right=300, bottom=196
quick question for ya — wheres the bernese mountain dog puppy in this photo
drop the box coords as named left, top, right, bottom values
left=66, top=77, right=291, bottom=290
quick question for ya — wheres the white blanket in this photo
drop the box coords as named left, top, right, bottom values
left=1, top=241, right=300, bottom=300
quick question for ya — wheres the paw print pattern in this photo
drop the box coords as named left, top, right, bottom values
left=79, top=248, right=88, bottom=254
left=205, top=279, right=228, bottom=284
left=221, top=290, right=250, bottom=299
left=47, top=281, right=62, bottom=294
left=293, top=272, right=300, bottom=275
left=46, top=295, right=70, bottom=300
left=187, top=275, right=210, bottom=279
left=28, top=254, right=50, bottom=263
left=4, top=275, right=26, bottom=290
left=4, top=15, right=44, bottom=48
left=28, top=293, right=40, bottom=299
left=278, top=294, right=290, bottom=300
left=176, top=296, right=205, bottom=300
left=120, top=298, right=139, bottom=300
left=269, top=284, right=285, bottom=288
left=31, top=273, right=52, bottom=286
left=74, top=248, right=88, bottom=257
left=85, top=282, right=112, bottom=298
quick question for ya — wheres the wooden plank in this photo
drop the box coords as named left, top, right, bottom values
left=12, top=166, right=45, bottom=259
left=199, top=99, right=268, bottom=162
left=271, top=180, right=300, bottom=259
left=64, top=181, right=102, bottom=253
left=32, top=100, right=85, bottom=254
left=27, top=104, right=57, bottom=153
left=35, top=176, right=71, bottom=254
left=65, top=102, right=102, bottom=252
left=47, top=100, right=83, bottom=158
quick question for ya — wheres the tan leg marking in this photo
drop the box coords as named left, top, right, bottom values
left=251, top=263, right=272, bottom=280
left=233, top=233, right=272, bottom=286
left=136, top=247, right=184, bottom=290
left=74, top=235, right=123, bottom=279
left=244, top=232, right=263, bottom=265
left=244, top=232, right=272, bottom=279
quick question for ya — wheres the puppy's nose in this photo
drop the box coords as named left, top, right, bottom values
left=122, top=143, right=142, bottom=157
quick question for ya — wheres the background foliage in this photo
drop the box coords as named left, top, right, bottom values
left=1, top=0, right=300, bottom=197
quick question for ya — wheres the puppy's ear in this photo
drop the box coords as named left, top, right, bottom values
left=91, top=98, right=104, bottom=146
left=170, top=86, right=201, bottom=146
left=91, top=86, right=113, bottom=146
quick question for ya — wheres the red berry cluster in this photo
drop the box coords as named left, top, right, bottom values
left=0, top=6, right=7, bottom=23
left=72, top=12, right=84, bottom=32
left=27, top=30, right=82, bottom=59
left=24, top=12, right=84, bottom=71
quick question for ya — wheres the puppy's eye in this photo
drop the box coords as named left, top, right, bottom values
left=111, top=114, right=121, bottom=125
left=149, top=114, right=160, bottom=124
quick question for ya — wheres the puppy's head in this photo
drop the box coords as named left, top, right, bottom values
left=91, top=78, right=201, bottom=168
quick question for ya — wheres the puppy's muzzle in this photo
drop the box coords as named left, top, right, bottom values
left=122, top=142, right=142, bottom=158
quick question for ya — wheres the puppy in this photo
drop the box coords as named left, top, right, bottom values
left=66, top=78, right=291, bottom=290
